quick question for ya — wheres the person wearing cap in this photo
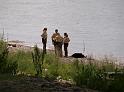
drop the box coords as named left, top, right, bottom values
left=63, top=33, right=70, bottom=57
left=51, top=29, right=63, bottom=57
left=41, top=28, right=47, bottom=54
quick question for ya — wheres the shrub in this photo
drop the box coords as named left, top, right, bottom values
left=70, top=59, right=105, bottom=90
left=0, top=40, right=17, bottom=74
left=32, top=45, right=44, bottom=77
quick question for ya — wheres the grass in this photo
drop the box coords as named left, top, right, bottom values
left=0, top=40, right=124, bottom=92
left=11, top=51, right=36, bottom=75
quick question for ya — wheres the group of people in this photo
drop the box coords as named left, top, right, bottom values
left=41, top=28, right=70, bottom=57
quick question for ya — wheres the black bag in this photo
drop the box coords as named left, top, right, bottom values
left=71, top=53, right=86, bottom=58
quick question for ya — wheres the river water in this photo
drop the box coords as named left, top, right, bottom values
left=0, top=0, right=124, bottom=61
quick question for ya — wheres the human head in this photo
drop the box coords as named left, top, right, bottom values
left=43, top=28, right=47, bottom=31
left=64, top=33, right=68, bottom=37
left=55, top=29, right=58, bottom=33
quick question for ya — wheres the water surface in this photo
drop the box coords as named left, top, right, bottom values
left=0, top=0, right=124, bottom=60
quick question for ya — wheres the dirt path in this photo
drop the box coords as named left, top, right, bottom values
left=0, top=76, right=98, bottom=92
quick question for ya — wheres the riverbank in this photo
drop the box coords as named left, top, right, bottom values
left=1, top=40, right=124, bottom=92
left=7, top=40, right=124, bottom=66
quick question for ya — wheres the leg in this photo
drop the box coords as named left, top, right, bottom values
left=43, top=43, right=46, bottom=54
left=57, top=42, right=63, bottom=57
left=42, top=38, right=47, bottom=54
left=54, top=44, right=57, bottom=56
left=56, top=44, right=59, bottom=57
left=64, top=43, right=68, bottom=57
left=59, top=43, right=63, bottom=57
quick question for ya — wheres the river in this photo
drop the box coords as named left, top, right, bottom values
left=0, top=0, right=124, bottom=61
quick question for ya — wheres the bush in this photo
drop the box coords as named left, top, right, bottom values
left=70, top=59, right=124, bottom=92
left=71, top=59, right=98, bottom=87
left=32, top=45, right=44, bottom=77
left=0, top=40, right=17, bottom=74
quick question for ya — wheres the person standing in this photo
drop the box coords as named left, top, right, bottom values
left=51, top=29, right=60, bottom=45
left=51, top=29, right=63, bottom=57
left=63, top=33, right=70, bottom=57
left=41, top=28, right=47, bottom=54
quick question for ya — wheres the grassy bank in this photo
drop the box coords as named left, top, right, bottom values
left=0, top=40, right=124, bottom=92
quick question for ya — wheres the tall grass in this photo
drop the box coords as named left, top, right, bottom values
left=13, top=49, right=124, bottom=91
left=43, top=53, right=72, bottom=80
left=70, top=58, right=124, bottom=92
left=12, top=51, right=36, bottom=75
left=0, top=40, right=17, bottom=74
left=1, top=39, right=124, bottom=91
left=43, top=53, right=59, bottom=79
left=70, top=59, right=107, bottom=90
left=32, top=45, right=43, bottom=76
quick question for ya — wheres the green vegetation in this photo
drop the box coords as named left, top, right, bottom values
left=0, top=40, right=17, bottom=74
left=0, top=40, right=124, bottom=92
left=32, top=45, right=43, bottom=76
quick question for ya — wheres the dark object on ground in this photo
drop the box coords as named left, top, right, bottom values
left=8, top=43, right=16, bottom=47
left=71, top=53, right=86, bottom=58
